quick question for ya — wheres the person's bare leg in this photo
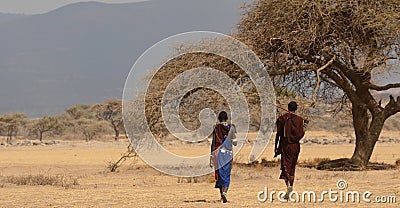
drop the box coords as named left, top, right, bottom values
left=284, top=179, right=293, bottom=200
left=221, top=187, right=228, bottom=203
left=289, top=176, right=295, bottom=187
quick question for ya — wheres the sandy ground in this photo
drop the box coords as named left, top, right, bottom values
left=0, top=136, right=399, bottom=207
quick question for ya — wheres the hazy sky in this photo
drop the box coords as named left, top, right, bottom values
left=0, top=0, right=149, bottom=14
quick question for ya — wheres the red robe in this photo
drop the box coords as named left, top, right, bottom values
left=275, top=113, right=305, bottom=181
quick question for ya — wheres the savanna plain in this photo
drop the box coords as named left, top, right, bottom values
left=1, top=130, right=399, bottom=208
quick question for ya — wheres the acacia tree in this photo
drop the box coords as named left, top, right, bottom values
left=74, top=118, right=107, bottom=142
left=31, top=116, right=64, bottom=141
left=142, top=51, right=264, bottom=142
left=0, top=113, right=26, bottom=144
left=94, top=99, right=124, bottom=141
left=236, top=0, right=400, bottom=168
left=64, top=104, right=108, bottom=141
left=65, top=104, right=95, bottom=120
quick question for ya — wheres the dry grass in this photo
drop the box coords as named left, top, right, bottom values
left=232, top=162, right=272, bottom=180
left=4, top=174, right=79, bottom=188
left=0, top=141, right=399, bottom=207
left=177, top=174, right=215, bottom=183
left=299, top=157, right=331, bottom=168
left=0, top=140, right=399, bottom=206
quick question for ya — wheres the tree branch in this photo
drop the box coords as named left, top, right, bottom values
left=367, top=83, right=400, bottom=91
left=312, top=55, right=336, bottom=104
left=320, top=75, right=340, bottom=88
left=240, top=80, right=253, bottom=91
left=322, top=68, right=358, bottom=103
left=384, top=95, right=400, bottom=118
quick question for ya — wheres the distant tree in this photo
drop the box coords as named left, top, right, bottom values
left=65, top=104, right=95, bottom=120
left=63, top=104, right=96, bottom=134
left=30, top=116, right=64, bottom=141
left=62, top=104, right=111, bottom=141
left=0, top=113, right=26, bottom=144
left=75, top=118, right=105, bottom=142
left=94, top=99, right=124, bottom=141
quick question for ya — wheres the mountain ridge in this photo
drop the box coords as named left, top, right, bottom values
left=0, top=0, right=250, bottom=117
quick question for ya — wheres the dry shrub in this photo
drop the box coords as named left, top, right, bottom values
left=260, top=158, right=280, bottom=167
left=206, top=174, right=216, bottom=183
left=177, top=177, right=198, bottom=183
left=6, top=174, right=79, bottom=188
left=106, top=143, right=138, bottom=172
left=254, top=163, right=266, bottom=172
left=177, top=174, right=214, bottom=183
left=299, top=157, right=330, bottom=168
left=396, top=159, right=400, bottom=168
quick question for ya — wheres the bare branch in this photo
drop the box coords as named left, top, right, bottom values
left=312, top=55, right=336, bottom=104
left=368, top=83, right=400, bottom=91
left=384, top=95, right=400, bottom=118
left=240, top=80, right=253, bottom=91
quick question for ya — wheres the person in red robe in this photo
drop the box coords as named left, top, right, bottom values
left=274, top=101, right=308, bottom=199
left=210, top=111, right=237, bottom=203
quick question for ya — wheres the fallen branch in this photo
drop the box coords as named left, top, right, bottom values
left=107, top=143, right=137, bottom=172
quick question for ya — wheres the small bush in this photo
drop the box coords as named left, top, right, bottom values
left=396, top=159, right=400, bottom=168
left=6, top=174, right=79, bottom=188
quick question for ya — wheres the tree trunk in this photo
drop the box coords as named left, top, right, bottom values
left=7, top=127, right=12, bottom=144
left=39, top=131, right=43, bottom=142
left=115, top=129, right=120, bottom=141
left=350, top=104, right=385, bottom=168
left=112, top=122, right=119, bottom=141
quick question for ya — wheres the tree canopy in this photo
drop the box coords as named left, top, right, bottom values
left=0, top=113, right=26, bottom=144
left=236, top=0, right=400, bottom=168
left=141, top=0, right=400, bottom=168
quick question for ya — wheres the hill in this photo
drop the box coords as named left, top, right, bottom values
left=0, top=0, right=250, bottom=117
